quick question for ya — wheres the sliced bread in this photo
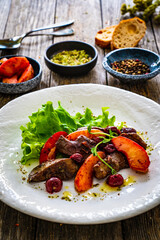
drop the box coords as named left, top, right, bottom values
left=95, top=25, right=117, bottom=48
left=112, top=17, right=146, bottom=49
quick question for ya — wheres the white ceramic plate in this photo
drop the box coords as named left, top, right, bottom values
left=0, top=84, right=160, bottom=224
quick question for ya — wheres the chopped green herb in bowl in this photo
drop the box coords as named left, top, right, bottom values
left=44, top=40, right=98, bottom=75
left=51, top=50, right=92, bottom=66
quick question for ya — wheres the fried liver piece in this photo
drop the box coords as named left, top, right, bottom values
left=120, top=132, right=147, bottom=149
left=56, top=135, right=96, bottom=157
left=93, top=151, right=129, bottom=179
left=28, top=158, right=79, bottom=182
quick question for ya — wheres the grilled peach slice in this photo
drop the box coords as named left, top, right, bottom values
left=67, top=129, right=104, bottom=141
left=18, top=64, right=34, bottom=83
left=2, top=74, right=18, bottom=84
left=74, top=151, right=105, bottom=192
left=112, top=136, right=150, bottom=172
left=0, top=57, right=30, bottom=77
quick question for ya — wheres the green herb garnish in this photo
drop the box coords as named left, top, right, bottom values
left=88, top=126, right=117, bottom=175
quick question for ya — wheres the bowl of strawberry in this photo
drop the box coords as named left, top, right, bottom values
left=0, top=55, right=42, bottom=94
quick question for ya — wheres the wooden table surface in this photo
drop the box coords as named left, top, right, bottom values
left=0, top=0, right=160, bottom=239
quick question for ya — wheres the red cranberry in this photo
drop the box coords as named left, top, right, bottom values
left=70, top=153, right=83, bottom=163
left=104, top=126, right=121, bottom=135
left=46, top=177, right=63, bottom=194
left=107, top=174, right=124, bottom=187
left=121, top=127, right=136, bottom=133
left=104, top=143, right=116, bottom=153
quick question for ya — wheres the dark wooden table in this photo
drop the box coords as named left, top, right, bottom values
left=0, top=0, right=160, bottom=239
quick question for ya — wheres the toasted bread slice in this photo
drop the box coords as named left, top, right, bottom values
left=95, top=25, right=117, bottom=48
left=110, top=41, right=116, bottom=51
left=112, top=17, right=146, bottom=49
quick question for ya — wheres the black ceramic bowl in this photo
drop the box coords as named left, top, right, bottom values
left=44, top=41, right=98, bottom=76
left=0, top=55, right=42, bottom=94
left=103, top=48, right=160, bottom=83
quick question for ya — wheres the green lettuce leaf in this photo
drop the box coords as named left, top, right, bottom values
left=20, top=101, right=116, bottom=164
left=73, top=106, right=116, bottom=128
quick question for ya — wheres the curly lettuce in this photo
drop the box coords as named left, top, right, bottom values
left=20, top=101, right=116, bottom=164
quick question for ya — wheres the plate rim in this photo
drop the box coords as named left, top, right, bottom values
left=0, top=83, right=160, bottom=224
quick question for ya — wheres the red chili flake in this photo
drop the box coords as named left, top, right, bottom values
left=15, top=223, right=19, bottom=227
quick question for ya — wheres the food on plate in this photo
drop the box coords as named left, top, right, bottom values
left=67, top=129, right=104, bottom=141
left=107, top=173, right=124, bottom=187
left=46, top=177, right=63, bottom=194
left=121, top=132, right=147, bottom=149
left=20, top=101, right=150, bottom=194
left=51, top=50, right=92, bottom=66
left=39, top=131, right=68, bottom=164
left=56, top=134, right=96, bottom=159
left=95, top=17, right=146, bottom=49
left=74, top=152, right=105, bottom=192
left=0, top=57, right=34, bottom=84
left=112, top=17, right=146, bottom=49
left=112, top=136, right=150, bottom=172
left=93, top=151, right=128, bottom=179
left=111, top=59, right=150, bottom=75
left=28, top=158, right=79, bottom=182
left=20, top=101, right=116, bottom=165
left=95, top=25, right=117, bottom=48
